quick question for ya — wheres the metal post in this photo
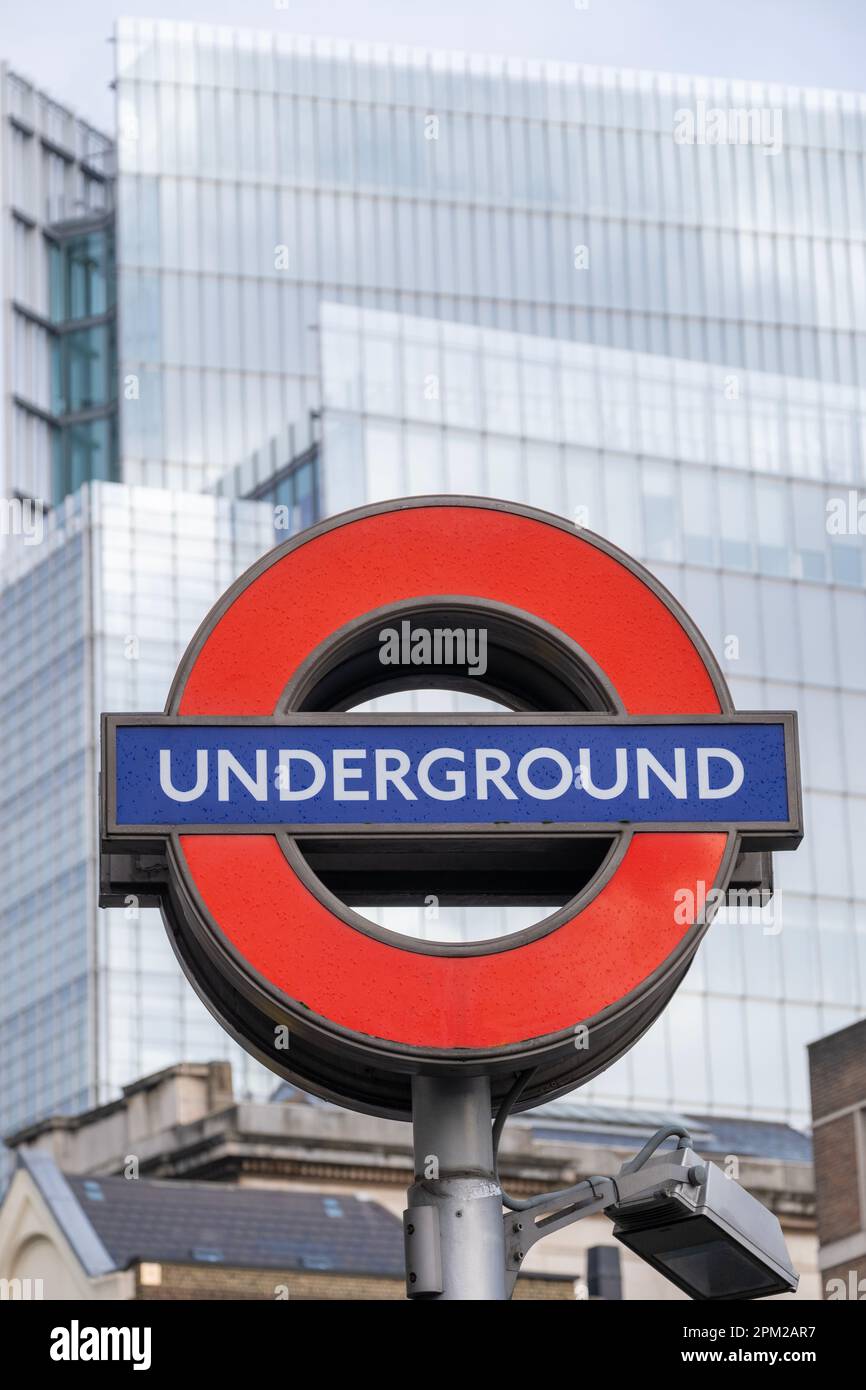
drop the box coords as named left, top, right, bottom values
left=404, top=1074, right=507, bottom=1300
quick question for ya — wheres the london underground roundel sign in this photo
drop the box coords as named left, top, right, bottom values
left=100, top=498, right=802, bottom=1118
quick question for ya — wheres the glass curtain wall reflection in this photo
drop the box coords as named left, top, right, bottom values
left=0, top=483, right=278, bottom=1147
left=311, top=302, right=866, bottom=1125
left=114, top=19, right=866, bottom=494
left=49, top=219, right=118, bottom=500
left=1, top=67, right=116, bottom=506
left=1, top=20, right=856, bottom=1133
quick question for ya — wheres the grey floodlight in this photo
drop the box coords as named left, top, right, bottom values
left=608, top=1147, right=798, bottom=1301
left=501, top=1126, right=799, bottom=1300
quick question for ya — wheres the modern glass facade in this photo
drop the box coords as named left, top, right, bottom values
left=0, top=66, right=117, bottom=508
left=212, top=411, right=320, bottom=533
left=48, top=219, right=118, bottom=501
left=180, top=14, right=865, bottom=1128
left=2, top=19, right=865, bottom=1145
left=115, top=17, right=866, bottom=502
left=0, top=482, right=277, bottom=1144
left=305, top=302, right=866, bottom=1124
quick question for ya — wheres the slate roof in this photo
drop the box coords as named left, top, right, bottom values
left=686, top=1113, right=813, bottom=1164
left=270, top=1082, right=813, bottom=1165
left=60, top=1171, right=405, bottom=1275
left=528, top=1101, right=812, bottom=1163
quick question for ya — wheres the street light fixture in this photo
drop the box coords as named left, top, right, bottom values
left=500, top=1124, right=798, bottom=1300
left=608, top=1150, right=798, bottom=1300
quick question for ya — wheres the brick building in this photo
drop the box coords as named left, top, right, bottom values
left=808, top=1018, right=866, bottom=1300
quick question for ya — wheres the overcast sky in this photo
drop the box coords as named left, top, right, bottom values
left=3, top=0, right=864, bottom=133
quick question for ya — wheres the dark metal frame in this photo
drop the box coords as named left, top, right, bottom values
left=101, top=709, right=802, bottom=848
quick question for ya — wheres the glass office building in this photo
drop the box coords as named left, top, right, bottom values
left=114, top=16, right=866, bottom=500
left=306, top=301, right=866, bottom=1122
left=0, top=66, right=117, bottom=510
left=0, top=482, right=276, bottom=1146
left=1, top=18, right=865, bottom=1142
left=149, top=19, right=863, bottom=1127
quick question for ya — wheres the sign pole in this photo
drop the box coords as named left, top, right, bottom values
left=405, top=1075, right=507, bottom=1300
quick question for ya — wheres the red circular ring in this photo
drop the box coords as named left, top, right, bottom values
left=173, top=502, right=728, bottom=1051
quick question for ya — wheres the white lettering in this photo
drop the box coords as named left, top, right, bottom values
left=578, top=747, right=628, bottom=800
left=417, top=748, right=466, bottom=800
left=276, top=750, right=326, bottom=801
left=697, top=747, right=745, bottom=799
left=475, top=748, right=517, bottom=800
left=49, top=1321, right=152, bottom=1371
left=374, top=749, right=417, bottom=801
left=516, top=748, right=573, bottom=800
left=637, top=747, right=687, bottom=800
left=217, top=749, right=268, bottom=801
left=333, top=748, right=369, bottom=801
left=159, top=748, right=208, bottom=802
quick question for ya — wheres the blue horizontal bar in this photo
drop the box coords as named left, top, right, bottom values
left=113, top=721, right=790, bottom=828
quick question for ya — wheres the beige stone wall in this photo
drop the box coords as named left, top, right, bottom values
left=0, top=1171, right=132, bottom=1301
left=132, top=1261, right=575, bottom=1300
